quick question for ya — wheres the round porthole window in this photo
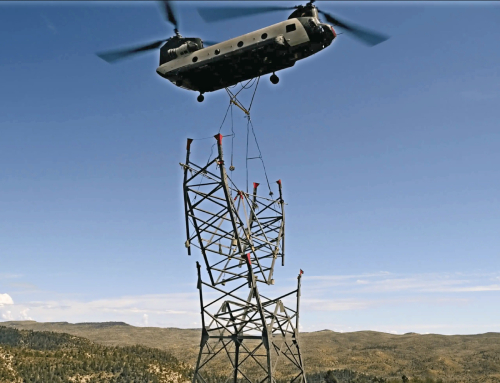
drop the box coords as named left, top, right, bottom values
left=215, top=49, right=220, bottom=55
left=192, top=56, right=198, bottom=63
left=261, top=33, right=268, bottom=40
left=237, top=41, right=244, bottom=47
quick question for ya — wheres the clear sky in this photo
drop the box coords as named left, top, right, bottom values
left=1, top=1, right=499, bottom=335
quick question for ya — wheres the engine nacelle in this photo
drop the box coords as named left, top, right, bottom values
left=167, top=41, right=200, bottom=60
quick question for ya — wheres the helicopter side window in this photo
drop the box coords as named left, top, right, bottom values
left=286, top=24, right=296, bottom=33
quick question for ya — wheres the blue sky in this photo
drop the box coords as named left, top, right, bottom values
left=1, top=1, right=499, bottom=334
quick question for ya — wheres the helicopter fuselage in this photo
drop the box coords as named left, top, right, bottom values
left=156, top=17, right=336, bottom=93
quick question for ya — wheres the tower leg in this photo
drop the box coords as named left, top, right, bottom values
left=192, top=270, right=306, bottom=382
left=233, top=340, right=240, bottom=382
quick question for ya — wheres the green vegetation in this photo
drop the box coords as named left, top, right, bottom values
left=0, top=326, right=191, bottom=383
left=305, top=369, right=385, bottom=383
left=305, top=370, right=449, bottom=383
left=5, top=321, right=500, bottom=382
left=2, top=323, right=499, bottom=383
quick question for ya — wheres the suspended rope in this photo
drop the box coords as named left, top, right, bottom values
left=187, top=101, right=235, bottom=241
left=248, top=117, right=273, bottom=195
left=248, top=76, right=260, bottom=114
left=190, top=102, right=232, bottom=142
left=185, top=77, right=274, bottom=200
left=225, top=77, right=259, bottom=116
left=187, top=78, right=271, bottom=240
left=246, top=117, right=250, bottom=194
left=191, top=102, right=233, bottom=204
left=230, top=103, right=235, bottom=171
left=224, top=77, right=273, bottom=196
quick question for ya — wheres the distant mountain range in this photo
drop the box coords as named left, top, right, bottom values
left=2, top=321, right=500, bottom=382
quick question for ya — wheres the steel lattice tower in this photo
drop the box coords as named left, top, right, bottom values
left=181, top=134, right=306, bottom=383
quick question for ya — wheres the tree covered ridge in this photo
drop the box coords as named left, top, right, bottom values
left=0, top=325, right=192, bottom=383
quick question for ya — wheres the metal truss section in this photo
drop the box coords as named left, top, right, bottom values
left=193, top=262, right=306, bottom=383
left=181, top=134, right=285, bottom=287
left=181, top=134, right=306, bottom=383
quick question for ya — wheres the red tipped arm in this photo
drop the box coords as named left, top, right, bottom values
left=214, top=133, right=223, bottom=145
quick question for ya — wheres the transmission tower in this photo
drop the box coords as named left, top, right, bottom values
left=181, top=134, right=306, bottom=383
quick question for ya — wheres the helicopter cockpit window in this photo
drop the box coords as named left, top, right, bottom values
left=286, top=24, right=296, bottom=33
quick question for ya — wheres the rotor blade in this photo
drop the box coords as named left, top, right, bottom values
left=319, top=10, right=389, bottom=47
left=96, top=39, right=166, bottom=64
left=160, top=1, right=179, bottom=31
left=197, top=5, right=294, bottom=23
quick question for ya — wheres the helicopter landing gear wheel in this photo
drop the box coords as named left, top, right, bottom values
left=197, top=93, right=205, bottom=103
left=270, top=73, right=279, bottom=85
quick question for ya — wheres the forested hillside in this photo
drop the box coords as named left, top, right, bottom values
left=0, top=326, right=192, bottom=383
left=2, top=322, right=500, bottom=383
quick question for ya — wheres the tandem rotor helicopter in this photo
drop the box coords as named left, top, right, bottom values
left=97, top=1, right=389, bottom=102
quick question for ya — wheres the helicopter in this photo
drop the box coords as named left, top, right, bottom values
left=97, top=1, right=389, bottom=102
